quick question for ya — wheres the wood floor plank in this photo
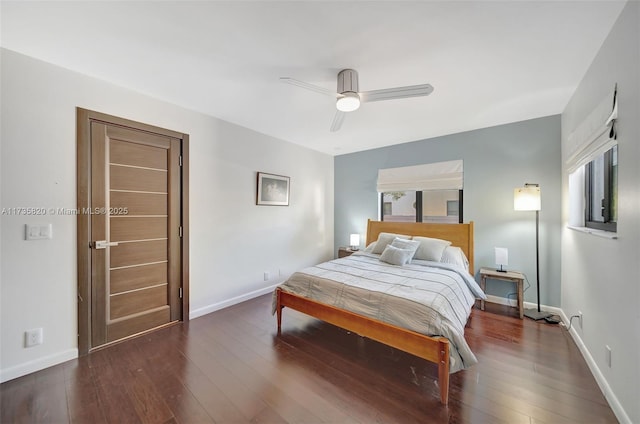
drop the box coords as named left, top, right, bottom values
left=218, top=305, right=436, bottom=423
left=1, top=378, right=36, bottom=423
left=94, top=378, right=143, bottom=424
left=127, top=368, right=175, bottom=424
left=201, top=318, right=362, bottom=424
left=187, top=323, right=322, bottom=423
left=127, top=334, right=216, bottom=424
left=228, top=327, right=402, bottom=423
left=64, top=379, right=107, bottom=424
left=0, top=294, right=619, bottom=424
left=181, top=334, right=285, bottom=422
left=0, top=364, right=69, bottom=424
left=227, top=303, right=465, bottom=423
left=149, top=323, right=251, bottom=423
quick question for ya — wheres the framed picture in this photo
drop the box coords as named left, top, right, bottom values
left=256, top=172, right=290, bottom=206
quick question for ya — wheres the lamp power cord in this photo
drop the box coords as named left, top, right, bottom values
left=561, top=314, right=581, bottom=331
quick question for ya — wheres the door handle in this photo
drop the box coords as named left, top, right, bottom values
left=94, top=240, right=119, bottom=249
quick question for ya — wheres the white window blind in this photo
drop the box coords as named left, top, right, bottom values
left=377, top=160, right=463, bottom=192
left=568, top=166, right=585, bottom=227
left=565, top=85, right=618, bottom=173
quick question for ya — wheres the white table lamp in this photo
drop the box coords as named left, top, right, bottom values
left=495, top=247, right=508, bottom=272
left=349, top=234, right=360, bottom=251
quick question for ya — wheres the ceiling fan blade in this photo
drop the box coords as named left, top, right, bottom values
left=330, top=111, right=346, bottom=132
left=360, top=84, right=434, bottom=103
left=280, top=77, right=338, bottom=97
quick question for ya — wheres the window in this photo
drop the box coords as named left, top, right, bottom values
left=381, top=191, right=416, bottom=222
left=585, top=145, right=617, bottom=232
left=566, top=85, right=618, bottom=235
left=377, top=160, right=464, bottom=224
left=380, top=189, right=463, bottom=223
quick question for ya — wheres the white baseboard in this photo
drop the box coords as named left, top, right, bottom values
left=485, top=295, right=630, bottom=424
left=556, top=310, right=631, bottom=424
left=189, top=284, right=279, bottom=320
left=0, top=348, right=78, bottom=383
left=484, top=294, right=518, bottom=307
left=484, top=295, right=564, bottom=316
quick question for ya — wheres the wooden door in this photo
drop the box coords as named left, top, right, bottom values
left=77, top=109, right=189, bottom=352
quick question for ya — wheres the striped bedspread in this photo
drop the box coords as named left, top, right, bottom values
left=274, top=251, right=486, bottom=373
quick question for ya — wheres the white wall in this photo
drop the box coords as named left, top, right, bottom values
left=0, top=49, right=334, bottom=381
left=560, top=2, right=640, bottom=423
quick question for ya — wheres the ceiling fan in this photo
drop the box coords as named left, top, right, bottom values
left=280, top=69, right=434, bottom=132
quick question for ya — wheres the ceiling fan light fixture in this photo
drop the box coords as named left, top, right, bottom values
left=336, top=92, right=360, bottom=112
left=281, top=68, right=433, bottom=131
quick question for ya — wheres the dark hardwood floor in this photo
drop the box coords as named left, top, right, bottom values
left=1, top=294, right=618, bottom=423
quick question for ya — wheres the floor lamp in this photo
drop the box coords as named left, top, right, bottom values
left=514, top=183, right=551, bottom=320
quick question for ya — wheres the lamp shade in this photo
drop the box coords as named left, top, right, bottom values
left=514, top=185, right=541, bottom=211
left=349, top=233, right=360, bottom=249
left=495, top=247, right=508, bottom=266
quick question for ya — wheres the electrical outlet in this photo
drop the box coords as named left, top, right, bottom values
left=25, top=328, right=43, bottom=348
left=578, top=311, right=583, bottom=329
left=264, top=272, right=269, bottom=281
left=605, top=345, right=612, bottom=367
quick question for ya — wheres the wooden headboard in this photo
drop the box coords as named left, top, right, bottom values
left=365, top=220, right=474, bottom=274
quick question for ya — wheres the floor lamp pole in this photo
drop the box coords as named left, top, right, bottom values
left=524, top=208, right=551, bottom=320
left=535, top=209, right=540, bottom=312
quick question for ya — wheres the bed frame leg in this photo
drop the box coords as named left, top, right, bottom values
left=438, top=339, right=450, bottom=405
left=276, top=289, right=283, bottom=334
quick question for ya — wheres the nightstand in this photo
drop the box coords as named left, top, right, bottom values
left=479, top=267, right=524, bottom=319
left=338, top=247, right=357, bottom=258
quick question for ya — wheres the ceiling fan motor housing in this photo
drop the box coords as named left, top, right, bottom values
left=337, top=69, right=359, bottom=94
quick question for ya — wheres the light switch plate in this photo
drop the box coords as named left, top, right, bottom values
left=25, top=224, right=52, bottom=240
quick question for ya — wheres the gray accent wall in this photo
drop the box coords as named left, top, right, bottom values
left=335, top=115, right=561, bottom=307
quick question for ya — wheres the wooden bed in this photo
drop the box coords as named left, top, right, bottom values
left=275, top=219, right=475, bottom=405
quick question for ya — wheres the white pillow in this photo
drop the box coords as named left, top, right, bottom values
left=371, top=232, right=411, bottom=254
left=379, top=244, right=414, bottom=266
left=390, top=237, right=420, bottom=262
left=412, top=236, right=452, bottom=262
left=440, top=246, right=469, bottom=270
left=363, top=241, right=377, bottom=253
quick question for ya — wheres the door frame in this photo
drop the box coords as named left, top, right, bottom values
left=76, top=108, right=190, bottom=355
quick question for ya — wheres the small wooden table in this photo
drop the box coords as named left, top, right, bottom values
left=338, top=247, right=357, bottom=258
left=479, top=267, right=524, bottom=319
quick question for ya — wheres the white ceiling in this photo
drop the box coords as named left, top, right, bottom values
left=1, top=1, right=626, bottom=155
